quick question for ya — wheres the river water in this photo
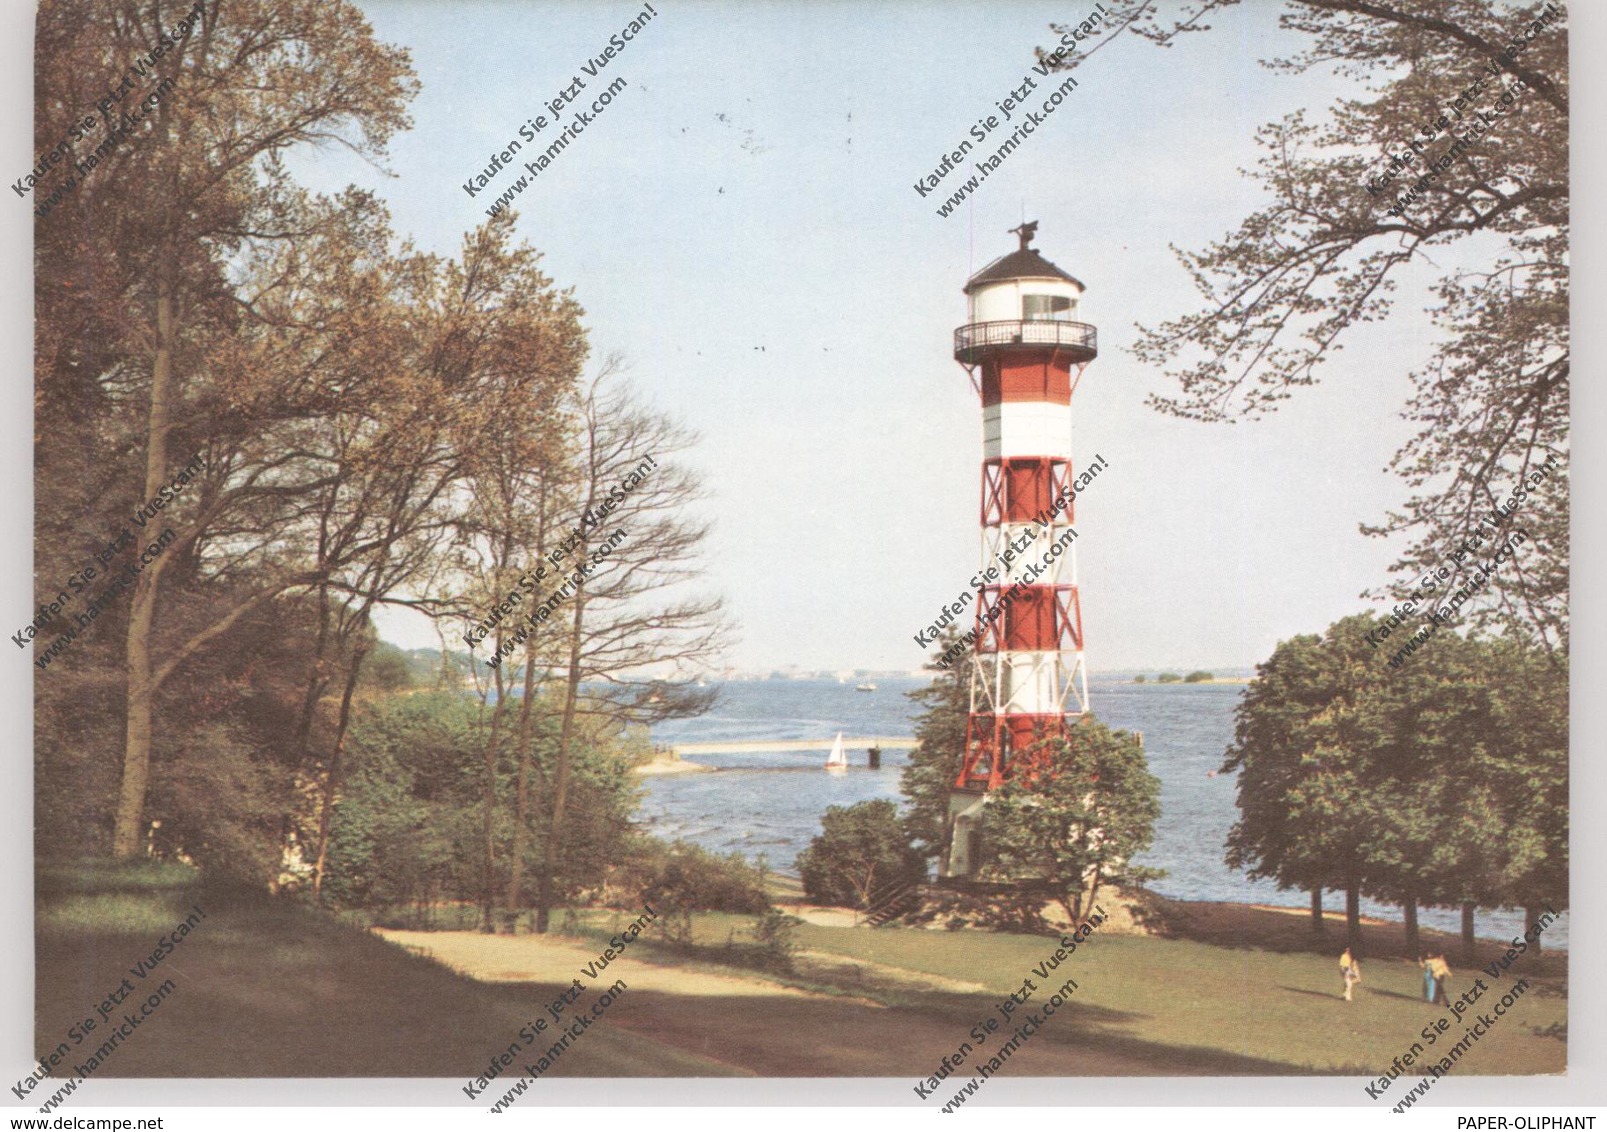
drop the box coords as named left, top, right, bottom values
left=640, top=676, right=1566, bottom=949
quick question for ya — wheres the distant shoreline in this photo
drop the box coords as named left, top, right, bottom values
left=1128, top=677, right=1252, bottom=685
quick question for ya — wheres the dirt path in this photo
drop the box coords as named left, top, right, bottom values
left=377, top=929, right=837, bottom=999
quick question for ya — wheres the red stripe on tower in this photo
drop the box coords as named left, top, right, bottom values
left=943, top=222, right=1097, bottom=879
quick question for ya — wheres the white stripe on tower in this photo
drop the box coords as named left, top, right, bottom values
left=950, top=223, right=1096, bottom=798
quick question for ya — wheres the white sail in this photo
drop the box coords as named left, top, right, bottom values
left=825, top=731, right=848, bottom=772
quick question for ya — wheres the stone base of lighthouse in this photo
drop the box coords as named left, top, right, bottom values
left=941, top=790, right=988, bottom=879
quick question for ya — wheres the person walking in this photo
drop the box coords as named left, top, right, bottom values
left=1340, top=947, right=1362, bottom=1001
left=1428, top=952, right=1452, bottom=1006
left=1420, top=954, right=1436, bottom=1003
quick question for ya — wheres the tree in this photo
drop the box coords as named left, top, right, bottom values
left=1223, top=619, right=1380, bottom=947
left=1184, top=670, right=1214, bottom=683
left=1352, top=627, right=1493, bottom=956
left=796, top=801, right=927, bottom=911
left=1157, top=672, right=1182, bottom=684
left=1472, top=634, right=1567, bottom=954
left=1224, top=613, right=1566, bottom=954
left=321, top=691, right=641, bottom=919
left=34, top=0, right=421, bottom=859
left=362, top=643, right=415, bottom=694
left=899, top=630, right=973, bottom=867
left=430, top=214, right=588, bottom=929
left=1042, top=1, right=1568, bottom=654
left=984, top=720, right=1163, bottom=924
left=527, top=373, right=729, bottom=932
left=1133, top=674, right=1147, bottom=684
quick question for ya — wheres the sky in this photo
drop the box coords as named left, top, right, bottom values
left=282, top=0, right=1477, bottom=674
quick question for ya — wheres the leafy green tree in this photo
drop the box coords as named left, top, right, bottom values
left=361, top=643, right=415, bottom=694
left=32, top=0, right=422, bottom=859
left=1225, top=614, right=1566, bottom=954
left=322, top=691, right=641, bottom=918
left=1184, top=670, right=1213, bottom=683
left=899, top=631, right=973, bottom=867
left=1133, top=674, right=1147, bottom=684
left=321, top=691, right=480, bottom=910
left=1352, top=627, right=1492, bottom=955
left=1223, top=619, right=1380, bottom=947
left=1157, top=672, right=1182, bottom=684
left=983, top=719, right=1163, bottom=923
left=1043, top=1, right=1568, bottom=653
left=632, top=841, right=770, bottom=915
left=796, top=800, right=927, bottom=910
left=1475, top=635, right=1567, bottom=953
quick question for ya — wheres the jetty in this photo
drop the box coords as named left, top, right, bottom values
left=669, top=737, right=916, bottom=756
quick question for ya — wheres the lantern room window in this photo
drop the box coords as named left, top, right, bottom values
left=1023, top=293, right=1074, bottom=321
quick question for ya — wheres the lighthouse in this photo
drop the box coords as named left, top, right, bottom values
left=943, top=221, right=1097, bottom=880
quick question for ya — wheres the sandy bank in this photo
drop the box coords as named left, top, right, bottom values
left=632, top=754, right=714, bottom=776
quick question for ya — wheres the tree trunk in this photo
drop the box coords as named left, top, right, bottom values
left=294, top=564, right=334, bottom=758
left=1310, top=886, right=1324, bottom=934
left=536, top=465, right=598, bottom=935
left=535, top=593, right=585, bottom=934
left=1402, top=893, right=1419, bottom=957
left=113, top=272, right=177, bottom=859
left=504, top=645, right=541, bottom=930
left=311, top=641, right=369, bottom=899
left=1345, top=883, right=1360, bottom=951
left=1524, top=905, right=1544, bottom=958
left=480, top=683, right=510, bottom=933
left=1461, top=902, right=1476, bottom=961
left=504, top=498, right=551, bottom=930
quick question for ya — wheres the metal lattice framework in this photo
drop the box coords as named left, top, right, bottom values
left=954, top=400, right=1092, bottom=792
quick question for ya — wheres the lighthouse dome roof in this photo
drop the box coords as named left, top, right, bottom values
left=963, top=247, right=1084, bottom=294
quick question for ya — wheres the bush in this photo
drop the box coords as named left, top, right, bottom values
left=1184, top=670, right=1214, bottom=683
left=796, top=799, right=926, bottom=909
left=1133, top=674, right=1147, bottom=684
left=747, top=909, right=803, bottom=973
left=1157, top=672, right=1182, bottom=684
left=614, top=839, right=770, bottom=915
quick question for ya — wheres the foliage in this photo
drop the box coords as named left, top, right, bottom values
left=1157, top=672, right=1182, bottom=684
left=1223, top=621, right=1376, bottom=908
left=1043, top=1, right=1569, bottom=651
left=148, top=722, right=296, bottom=885
left=1133, top=674, right=1147, bottom=684
left=1223, top=614, right=1567, bottom=939
left=746, top=909, right=804, bottom=973
left=899, top=632, right=973, bottom=866
left=361, top=642, right=416, bottom=693
left=620, top=839, right=771, bottom=916
left=1184, top=670, right=1213, bottom=683
left=31, top=1, right=724, bottom=914
left=318, top=691, right=640, bottom=913
left=982, top=719, right=1163, bottom=922
left=797, top=800, right=928, bottom=910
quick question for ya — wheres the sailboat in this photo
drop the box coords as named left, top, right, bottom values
left=824, top=731, right=849, bottom=774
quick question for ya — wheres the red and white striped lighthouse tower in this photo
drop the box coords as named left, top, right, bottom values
left=944, top=222, right=1097, bottom=879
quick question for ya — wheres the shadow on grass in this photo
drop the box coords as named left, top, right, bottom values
left=36, top=871, right=735, bottom=1080
left=1143, top=895, right=1569, bottom=971
left=1365, top=987, right=1433, bottom=1004
left=460, top=979, right=1305, bottom=1078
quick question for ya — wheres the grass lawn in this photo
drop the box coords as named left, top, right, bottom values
left=788, top=923, right=1567, bottom=1077
left=34, top=861, right=736, bottom=1082
left=34, top=863, right=1567, bottom=1082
